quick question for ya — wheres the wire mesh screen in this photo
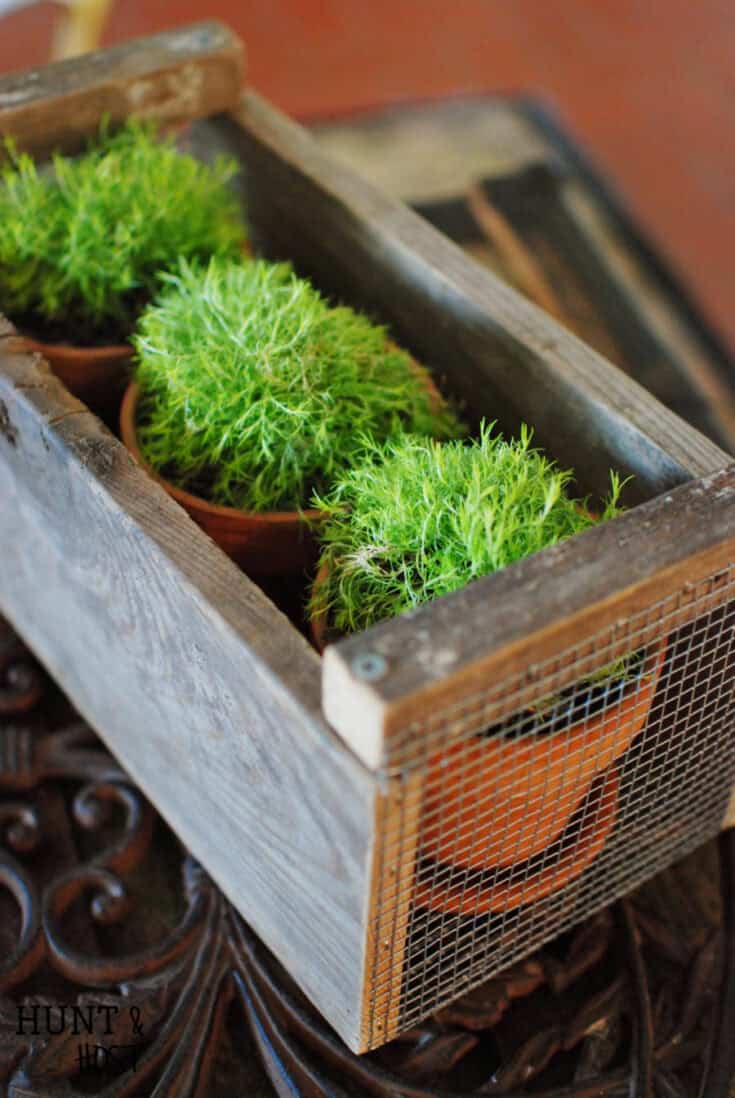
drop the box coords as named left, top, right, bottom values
left=367, top=564, right=735, bottom=1047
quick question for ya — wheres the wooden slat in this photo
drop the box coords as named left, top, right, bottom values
left=361, top=769, right=423, bottom=1047
left=560, top=178, right=735, bottom=450
left=322, top=467, right=735, bottom=770
left=0, top=22, right=244, bottom=160
left=723, top=789, right=735, bottom=831
left=226, top=93, right=731, bottom=505
left=0, top=330, right=377, bottom=1053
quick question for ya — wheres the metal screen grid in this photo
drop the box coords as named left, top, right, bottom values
left=367, top=566, right=735, bottom=1047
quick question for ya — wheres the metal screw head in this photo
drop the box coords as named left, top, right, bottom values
left=351, top=652, right=387, bottom=682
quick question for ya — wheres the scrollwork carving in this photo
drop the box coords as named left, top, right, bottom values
left=0, top=619, right=729, bottom=1097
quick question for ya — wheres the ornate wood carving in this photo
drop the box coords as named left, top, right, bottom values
left=1, top=616, right=730, bottom=1096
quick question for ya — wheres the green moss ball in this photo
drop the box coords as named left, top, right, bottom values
left=134, top=257, right=464, bottom=512
left=0, top=118, right=247, bottom=341
left=310, top=424, right=624, bottom=633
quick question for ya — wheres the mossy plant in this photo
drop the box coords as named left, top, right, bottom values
left=133, top=257, right=464, bottom=512
left=0, top=119, right=247, bottom=342
left=309, top=423, right=625, bottom=635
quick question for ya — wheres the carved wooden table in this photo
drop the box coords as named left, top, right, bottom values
left=1, top=619, right=733, bottom=1096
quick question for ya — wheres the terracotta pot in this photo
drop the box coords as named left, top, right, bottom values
left=121, top=342, right=445, bottom=576
left=120, top=381, right=320, bottom=575
left=309, top=563, right=666, bottom=907
left=309, top=562, right=333, bottom=651
left=22, top=335, right=133, bottom=412
left=20, top=244, right=253, bottom=413
left=422, top=637, right=666, bottom=872
left=415, top=763, right=620, bottom=916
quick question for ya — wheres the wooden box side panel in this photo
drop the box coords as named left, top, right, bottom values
left=724, top=789, right=735, bottom=831
left=361, top=770, right=424, bottom=1049
left=0, top=21, right=244, bottom=161
left=0, top=335, right=378, bottom=1052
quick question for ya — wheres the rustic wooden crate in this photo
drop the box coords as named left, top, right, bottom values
left=0, top=24, right=734, bottom=1054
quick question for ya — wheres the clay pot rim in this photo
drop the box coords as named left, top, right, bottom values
left=21, top=333, right=134, bottom=362
left=416, top=637, right=664, bottom=873
left=120, top=381, right=322, bottom=525
left=500, top=636, right=666, bottom=747
left=309, top=561, right=334, bottom=652
left=121, top=342, right=444, bottom=527
left=18, top=241, right=254, bottom=364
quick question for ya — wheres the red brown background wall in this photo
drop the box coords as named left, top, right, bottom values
left=1, top=0, right=733, bottom=355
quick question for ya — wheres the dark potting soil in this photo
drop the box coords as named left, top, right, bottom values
left=481, top=647, right=648, bottom=741
left=13, top=295, right=144, bottom=347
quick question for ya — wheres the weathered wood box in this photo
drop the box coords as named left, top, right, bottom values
left=1, top=24, right=734, bottom=1054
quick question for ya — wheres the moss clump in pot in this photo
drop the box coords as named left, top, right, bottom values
left=309, top=423, right=625, bottom=635
left=0, top=119, right=247, bottom=343
left=133, top=257, right=464, bottom=513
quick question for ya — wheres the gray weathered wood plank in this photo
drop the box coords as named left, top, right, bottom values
left=0, top=334, right=376, bottom=1051
left=0, top=22, right=244, bottom=160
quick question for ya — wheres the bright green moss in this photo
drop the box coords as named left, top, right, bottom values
left=310, top=423, right=625, bottom=634
left=133, top=257, right=464, bottom=512
left=0, top=118, right=247, bottom=341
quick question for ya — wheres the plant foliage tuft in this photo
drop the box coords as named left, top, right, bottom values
left=0, top=118, right=246, bottom=341
left=310, top=424, right=625, bottom=634
left=134, top=257, right=464, bottom=512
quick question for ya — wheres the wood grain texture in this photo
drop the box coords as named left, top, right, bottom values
left=724, top=788, right=735, bottom=832
left=0, top=331, right=377, bottom=1053
left=227, top=93, right=730, bottom=507
left=0, top=21, right=244, bottom=160
left=323, top=467, right=735, bottom=770
left=559, top=178, right=735, bottom=450
left=362, top=768, right=424, bottom=1047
